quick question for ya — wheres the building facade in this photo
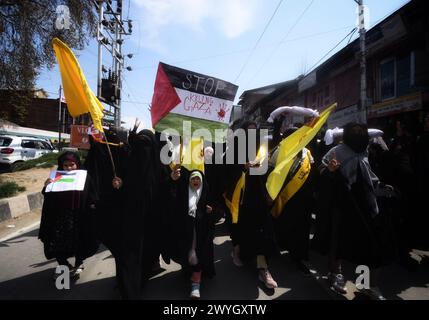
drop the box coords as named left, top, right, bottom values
left=238, top=0, right=429, bottom=140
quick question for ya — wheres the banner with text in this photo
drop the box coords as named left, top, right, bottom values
left=151, top=62, right=238, bottom=142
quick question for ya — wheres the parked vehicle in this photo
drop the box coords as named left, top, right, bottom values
left=0, top=135, right=58, bottom=171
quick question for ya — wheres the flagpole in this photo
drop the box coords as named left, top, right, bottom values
left=103, top=131, right=117, bottom=178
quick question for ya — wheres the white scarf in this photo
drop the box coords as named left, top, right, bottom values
left=188, top=186, right=202, bottom=218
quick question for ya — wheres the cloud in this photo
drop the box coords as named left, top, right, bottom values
left=132, top=0, right=257, bottom=51
left=218, top=0, right=254, bottom=38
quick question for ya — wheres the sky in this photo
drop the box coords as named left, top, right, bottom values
left=36, top=0, right=411, bottom=131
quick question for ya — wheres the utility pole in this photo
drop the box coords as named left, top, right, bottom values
left=94, top=0, right=133, bottom=129
left=355, top=0, right=367, bottom=123
left=96, top=1, right=104, bottom=99
left=58, top=85, right=62, bottom=150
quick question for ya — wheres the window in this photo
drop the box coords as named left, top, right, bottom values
left=33, top=141, right=47, bottom=150
left=41, top=141, right=53, bottom=150
left=396, top=54, right=411, bottom=96
left=379, top=52, right=415, bottom=101
left=0, top=137, right=12, bottom=147
left=21, top=140, right=36, bottom=149
left=380, top=59, right=395, bottom=100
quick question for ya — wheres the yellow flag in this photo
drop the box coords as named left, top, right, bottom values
left=182, top=137, right=205, bottom=173
left=266, top=103, right=336, bottom=200
left=223, top=171, right=246, bottom=224
left=52, top=38, right=104, bottom=132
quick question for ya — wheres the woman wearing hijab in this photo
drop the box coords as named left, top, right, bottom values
left=269, top=127, right=316, bottom=275
left=84, top=128, right=130, bottom=293
left=39, top=151, right=99, bottom=280
left=169, top=168, right=216, bottom=299
left=117, top=128, right=170, bottom=299
left=224, top=120, right=279, bottom=289
left=312, top=122, right=395, bottom=299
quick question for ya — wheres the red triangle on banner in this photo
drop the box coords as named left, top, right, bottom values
left=151, top=63, right=181, bottom=127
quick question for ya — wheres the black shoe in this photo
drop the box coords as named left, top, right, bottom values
left=328, top=273, right=348, bottom=294
left=71, top=264, right=84, bottom=281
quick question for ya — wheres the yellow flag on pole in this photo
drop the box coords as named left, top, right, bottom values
left=223, top=171, right=246, bottom=224
left=52, top=38, right=104, bottom=132
left=182, top=137, right=205, bottom=173
left=266, top=103, right=336, bottom=200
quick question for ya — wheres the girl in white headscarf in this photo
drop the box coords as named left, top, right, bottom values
left=170, top=168, right=216, bottom=299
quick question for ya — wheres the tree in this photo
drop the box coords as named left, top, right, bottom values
left=0, top=0, right=96, bottom=123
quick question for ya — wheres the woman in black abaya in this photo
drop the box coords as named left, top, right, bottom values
left=117, top=129, right=170, bottom=299
left=39, top=151, right=99, bottom=279
left=312, top=123, right=396, bottom=299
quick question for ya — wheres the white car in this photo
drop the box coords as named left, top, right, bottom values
left=0, top=135, right=58, bottom=170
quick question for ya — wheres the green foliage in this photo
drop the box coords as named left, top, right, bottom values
left=0, top=0, right=96, bottom=106
left=11, top=150, right=88, bottom=172
left=0, top=181, right=26, bottom=199
left=12, top=153, right=59, bottom=172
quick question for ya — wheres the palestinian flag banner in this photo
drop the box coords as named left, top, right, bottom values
left=151, top=62, right=238, bottom=142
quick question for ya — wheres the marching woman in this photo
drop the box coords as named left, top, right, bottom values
left=169, top=168, right=216, bottom=299
left=269, top=127, right=316, bottom=275
left=312, top=122, right=396, bottom=299
left=224, top=121, right=279, bottom=289
left=265, top=107, right=320, bottom=276
left=117, top=128, right=170, bottom=299
left=39, top=151, right=99, bottom=280
left=84, top=127, right=129, bottom=294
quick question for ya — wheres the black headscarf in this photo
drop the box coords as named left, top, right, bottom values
left=283, top=126, right=298, bottom=139
left=343, top=122, right=370, bottom=154
left=57, top=151, right=81, bottom=170
left=240, top=120, right=257, bottom=131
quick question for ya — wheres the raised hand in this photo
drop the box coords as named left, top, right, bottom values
left=112, top=176, right=123, bottom=189
left=170, top=168, right=181, bottom=181
left=328, top=150, right=341, bottom=172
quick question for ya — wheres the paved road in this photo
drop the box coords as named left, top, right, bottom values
left=0, top=216, right=331, bottom=300
left=0, top=211, right=428, bottom=300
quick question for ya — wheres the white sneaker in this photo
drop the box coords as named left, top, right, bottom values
left=190, top=282, right=200, bottom=299
left=258, top=269, right=278, bottom=289
left=71, top=264, right=84, bottom=280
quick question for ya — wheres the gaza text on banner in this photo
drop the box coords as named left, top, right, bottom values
left=151, top=62, right=238, bottom=142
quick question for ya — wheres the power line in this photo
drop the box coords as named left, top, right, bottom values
left=347, top=27, right=358, bottom=45
left=244, top=0, right=315, bottom=88
left=133, top=25, right=353, bottom=72
left=234, top=0, right=285, bottom=83
left=306, top=27, right=357, bottom=75
left=122, top=77, right=150, bottom=115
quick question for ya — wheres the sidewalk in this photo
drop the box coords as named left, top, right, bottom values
left=0, top=192, right=43, bottom=223
left=0, top=167, right=50, bottom=223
